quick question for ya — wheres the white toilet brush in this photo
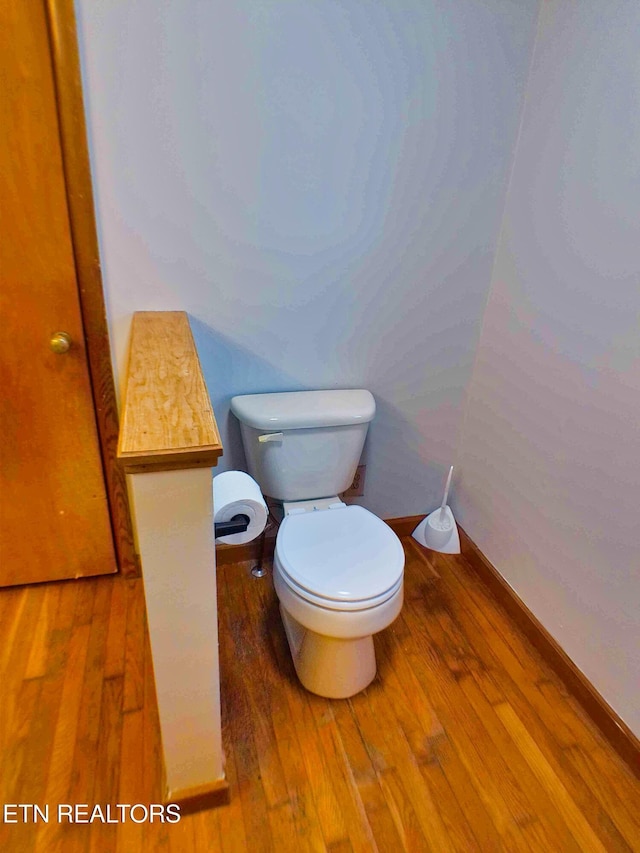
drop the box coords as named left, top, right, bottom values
left=412, top=465, right=460, bottom=554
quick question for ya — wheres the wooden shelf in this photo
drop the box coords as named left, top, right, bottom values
left=117, top=311, right=222, bottom=473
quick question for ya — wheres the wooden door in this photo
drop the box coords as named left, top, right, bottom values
left=0, top=1, right=117, bottom=586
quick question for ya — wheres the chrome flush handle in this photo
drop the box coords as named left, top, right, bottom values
left=258, top=432, right=284, bottom=443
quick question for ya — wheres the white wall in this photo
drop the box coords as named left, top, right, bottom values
left=74, top=0, right=539, bottom=518
left=456, top=0, right=640, bottom=734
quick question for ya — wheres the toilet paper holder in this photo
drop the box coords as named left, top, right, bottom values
left=214, top=513, right=250, bottom=538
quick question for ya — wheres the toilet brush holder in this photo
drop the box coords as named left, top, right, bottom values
left=412, top=505, right=460, bottom=554
left=412, top=465, right=461, bottom=554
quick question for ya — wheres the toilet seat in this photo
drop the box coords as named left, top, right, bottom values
left=275, top=504, right=404, bottom=612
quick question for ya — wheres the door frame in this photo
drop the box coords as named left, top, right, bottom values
left=45, top=0, right=138, bottom=576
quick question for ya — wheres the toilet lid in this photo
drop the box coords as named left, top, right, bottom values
left=276, top=505, right=404, bottom=606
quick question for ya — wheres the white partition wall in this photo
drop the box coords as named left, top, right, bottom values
left=128, top=467, right=224, bottom=799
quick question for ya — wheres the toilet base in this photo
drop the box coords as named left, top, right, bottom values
left=279, top=605, right=376, bottom=699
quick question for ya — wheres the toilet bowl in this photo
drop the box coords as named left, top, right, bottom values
left=273, top=501, right=404, bottom=698
left=230, top=388, right=405, bottom=698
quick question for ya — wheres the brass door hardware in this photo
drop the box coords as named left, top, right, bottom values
left=50, top=331, right=72, bottom=353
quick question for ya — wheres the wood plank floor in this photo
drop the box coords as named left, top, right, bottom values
left=1, top=537, right=639, bottom=851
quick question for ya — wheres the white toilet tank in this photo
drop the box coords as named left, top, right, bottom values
left=230, top=390, right=375, bottom=501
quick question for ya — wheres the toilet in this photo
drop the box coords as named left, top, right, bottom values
left=230, top=389, right=404, bottom=699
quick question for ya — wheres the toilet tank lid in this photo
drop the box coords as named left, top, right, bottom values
left=230, top=389, right=375, bottom=430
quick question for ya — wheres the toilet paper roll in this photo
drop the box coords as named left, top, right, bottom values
left=213, top=471, right=268, bottom=545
